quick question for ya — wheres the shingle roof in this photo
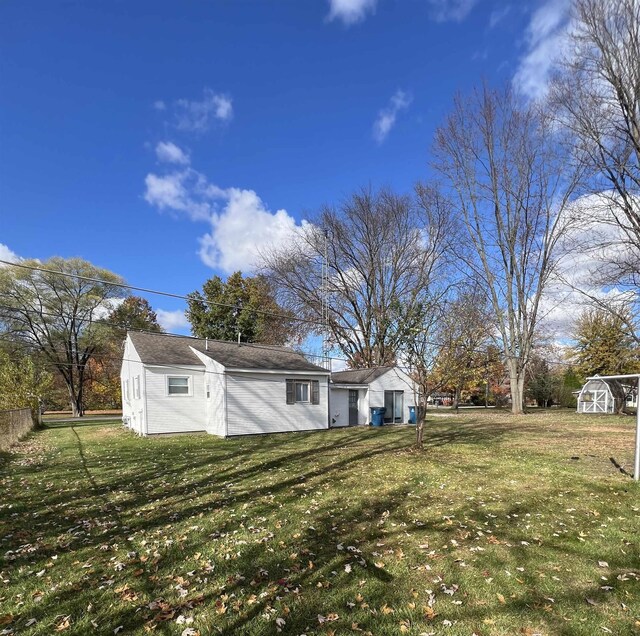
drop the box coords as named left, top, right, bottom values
left=128, top=331, right=328, bottom=373
left=331, top=366, right=394, bottom=385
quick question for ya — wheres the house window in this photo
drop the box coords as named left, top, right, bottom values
left=167, top=376, right=190, bottom=396
left=286, top=379, right=320, bottom=405
left=134, top=376, right=140, bottom=399
left=296, top=381, right=310, bottom=403
left=123, top=380, right=129, bottom=401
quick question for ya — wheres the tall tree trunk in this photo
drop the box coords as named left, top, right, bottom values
left=452, top=387, right=460, bottom=411
left=508, top=359, right=525, bottom=414
left=68, top=376, right=85, bottom=417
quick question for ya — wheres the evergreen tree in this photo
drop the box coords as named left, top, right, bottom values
left=186, top=272, right=301, bottom=345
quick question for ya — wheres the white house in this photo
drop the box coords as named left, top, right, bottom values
left=121, top=332, right=330, bottom=436
left=329, top=366, right=417, bottom=427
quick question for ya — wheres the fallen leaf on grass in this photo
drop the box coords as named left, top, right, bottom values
left=55, top=616, right=71, bottom=631
left=423, top=606, right=437, bottom=620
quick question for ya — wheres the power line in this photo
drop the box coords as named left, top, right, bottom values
left=0, top=303, right=346, bottom=365
left=0, top=259, right=322, bottom=327
left=0, top=259, right=501, bottom=359
left=0, top=259, right=536, bottom=364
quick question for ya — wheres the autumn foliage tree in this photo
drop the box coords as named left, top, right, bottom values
left=0, top=348, right=53, bottom=420
left=572, top=306, right=640, bottom=413
left=0, top=258, right=126, bottom=416
left=572, top=307, right=640, bottom=377
left=84, top=297, right=164, bottom=410
left=427, top=286, right=493, bottom=409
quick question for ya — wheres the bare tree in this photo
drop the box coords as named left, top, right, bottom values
left=262, top=186, right=455, bottom=368
left=550, top=0, right=640, bottom=335
left=0, top=258, right=126, bottom=417
left=433, top=85, right=580, bottom=414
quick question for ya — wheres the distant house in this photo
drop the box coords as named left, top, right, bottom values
left=121, top=332, right=330, bottom=436
left=576, top=375, right=638, bottom=414
left=329, top=366, right=417, bottom=427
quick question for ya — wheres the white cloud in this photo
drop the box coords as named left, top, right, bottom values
left=156, top=309, right=191, bottom=332
left=155, top=141, right=190, bottom=165
left=327, top=0, right=376, bottom=25
left=427, top=0, right=478, bottom=22
left=489, top=4, right=510, bottom=28
left=175, top=89, right=233, bottom=132
left=144, top=169, right=226, bottom=221
left=144, top=164, right=307, bottom=273
left=513, top=0, right=571, bottom=100
left=372, top=90, right=412, bottom=144
left=0, top=243, right=20, bottom=266
left=538, top=192, right=638, bottom=340
left=199, top=188, right=309, bottom=272
left=153, top=100, right=166, bottom=111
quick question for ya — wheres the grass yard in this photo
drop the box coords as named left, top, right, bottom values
left=1, top=411, right=639, bottom=636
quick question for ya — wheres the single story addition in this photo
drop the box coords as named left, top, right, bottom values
left=121, top=332, right=330, bottom=436
left=329, top=366, right=417, bottom=427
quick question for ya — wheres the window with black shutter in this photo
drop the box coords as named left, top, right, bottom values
left=286, top=379, right=295, bottom=404
left=286, top=379, right=321, bottom=404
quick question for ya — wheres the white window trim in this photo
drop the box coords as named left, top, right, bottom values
left=134, top=376, right=140, bottom=400
left=166, top=375, right=192, bottom=397
left=123, top=379, right=130, bottom=402
left=295, top=380, right=311, bottom=404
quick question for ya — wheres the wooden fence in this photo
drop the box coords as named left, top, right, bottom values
left=0, top=408, right=35, bottom=451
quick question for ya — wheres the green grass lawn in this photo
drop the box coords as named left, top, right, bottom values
left=1, top=411, right=639, bottom=635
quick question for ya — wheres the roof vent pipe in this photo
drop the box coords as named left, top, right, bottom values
left=237, top=332, right=241, bottom=346
left=205, top=337, right=208, bottom=351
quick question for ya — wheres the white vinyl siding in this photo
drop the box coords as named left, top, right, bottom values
left=190, top=348, right=226, bottom=436
left=329, top=387, right=367, bottom=427
left=329, top=388, right=349, bottom=427
left=120, top=336, right=146, bottom=434
left=226, top=372, right=329, bottom=436
left=134, top=376, right=141, bottom=399
left=368, top=368, right=416, bottom=423
left=144, top=366, right=206, bottom=434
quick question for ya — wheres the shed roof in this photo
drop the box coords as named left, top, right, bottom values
left=128, top=332, right=328, bottom=373
left=331, top=366, right=394, bottom=385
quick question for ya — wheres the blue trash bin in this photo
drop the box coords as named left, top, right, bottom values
left=370, top=407, right=386, bottom=427
left=408, top=406, right=417, bottom=425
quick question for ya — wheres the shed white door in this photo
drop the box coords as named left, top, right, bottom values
left=582, top=390, right=608, bottom=413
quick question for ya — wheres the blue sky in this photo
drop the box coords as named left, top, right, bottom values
left=0, top=0, right=571, bottom=332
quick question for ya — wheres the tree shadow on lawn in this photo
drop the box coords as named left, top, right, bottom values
left=43, top=418, right=119, bottom=429
left=19, top=478, right=639, bottom=635
left=11, top=418, right=629, bottom=633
